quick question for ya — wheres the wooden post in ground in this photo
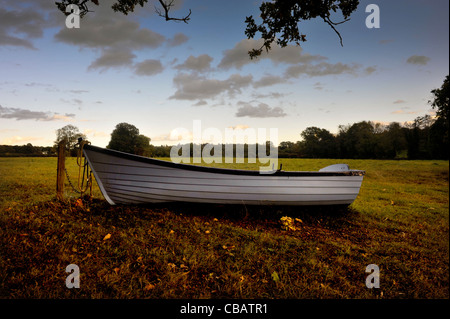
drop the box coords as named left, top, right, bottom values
left=56, top=140, right=66, bottom=201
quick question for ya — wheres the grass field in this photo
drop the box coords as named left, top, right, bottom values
left=0, top=157, right=448, bottom=299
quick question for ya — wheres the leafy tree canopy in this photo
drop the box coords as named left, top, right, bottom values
left=54, top=124, right=86, bottom=155
left=428, top=75, right=449, bottom=158
left=107, top=122, right=152, bottom=156
left=245, top=0, right=359, bottom=58
left=429, top=75, right=449, bottom=125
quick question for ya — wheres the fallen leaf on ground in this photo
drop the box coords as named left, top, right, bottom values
left=167, top=263, right=176, bottom=270
left=271, top=271, right=280, bottom=282
left=144, top=283, right=155, bottom=291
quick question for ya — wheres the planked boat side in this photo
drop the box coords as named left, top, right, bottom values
left=83, top=145, right=365, bottom=206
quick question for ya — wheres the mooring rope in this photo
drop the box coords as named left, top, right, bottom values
left=64, top=139, right=92, bottom=197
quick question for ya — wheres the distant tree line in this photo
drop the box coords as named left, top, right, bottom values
left=2, top=76, right=447, bottom=160
left=149, top=142, right=275, bottom=159
left=0, top=124, right=88, bottom=157
left=0, top=144, right=56, bottom=157
left=144, top=115, right=446, bottom=160
left=1, top=117, right=447, bottom=160
left=278, top=116, right=447, bottom=160
left=0, top=124, right=91, bottom=157
left=0, top=117, right=447, bottom=159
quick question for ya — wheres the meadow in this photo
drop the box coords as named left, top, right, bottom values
left=0, top=157, right=448, bottom=299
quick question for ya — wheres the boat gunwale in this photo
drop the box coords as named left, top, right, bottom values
left=83, top=145, right=365, bottom=177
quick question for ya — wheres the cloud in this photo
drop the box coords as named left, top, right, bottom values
left=218, top=39, right=326, bottom=70
left=167, top=33, right=189, bottom=47
left=51, top=113, right=77, bottom=121
left=88, top=49, right=164, bottom=76
left=218, top=39, right=259, bottom=70
left=219, top=38, right=375, bottom=80
left=0, top=104, right=75, bottom=121
left=0, top=1, right=74, bottom=49
left=0, top=34, right=35, bottom=49
left=227, top=124, right=250, bottom=130
left=175, top=54, right=213, bottom=72
left=0, top=7, right=46, bottom=49
left=253, top=75, right=287, bottom=88
left=170, top=73, right=253, bottom=101
left=25, top=82, right=52, bottom=87
left=318, top=108, right=331, bottom=114
left=285, top=62, right=360, bottom=78
left=393, top=99, right=406, bottom=104
left=60, top=98, right=83, bottom=106
left=268, top=45, right=327, bottom=65
left=54, top=12, right=165, bottom=50
left=235, top=102, right=287, bottom=118
left=1, top=136, right=44, bottom=145
left=252, top=92, right=287, bottom=99
left=68, top=90, right=89, bottom=94
left=391, top=109, right=418, bottom=115
left=150, top=133, right=172, bottom=142
left=54, top=5, right=166, bottom=72
left=364, top=66, right=377, bottom=75
left=313, top=82, right=324, bottom=90
left=406, top=55, right=430, bottom=65
left=192, top=100, right=208, bottom=106
left=379, top=39, right=394, bottom=45
left=88, top=48, right=136, bottom=70
left=134, top=59, right=164, bottom=76
left=83, top=129, right=109, bottom=138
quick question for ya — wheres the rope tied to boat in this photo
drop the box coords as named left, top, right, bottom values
left=64, top=138, right=92, bottom=197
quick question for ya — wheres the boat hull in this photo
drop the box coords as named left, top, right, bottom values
left=83, top=145, right=364, bottom=206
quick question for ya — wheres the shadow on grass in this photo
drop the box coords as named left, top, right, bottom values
left=83, top=197, right=361, bottom=233
left=167, top=202, right=360, bottom=230
left=160, top=201, right=356, bottom=219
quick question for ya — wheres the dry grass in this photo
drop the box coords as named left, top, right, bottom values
left=0, top=157, right=448, bottom=299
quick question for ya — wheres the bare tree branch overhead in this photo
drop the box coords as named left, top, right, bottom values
left=155, top=0, right=191, bottom=23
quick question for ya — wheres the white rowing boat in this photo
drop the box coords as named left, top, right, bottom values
left=83, top=145, right=364, bottom=206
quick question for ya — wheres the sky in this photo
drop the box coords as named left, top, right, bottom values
left=0, top=0, right=449, bottom=147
